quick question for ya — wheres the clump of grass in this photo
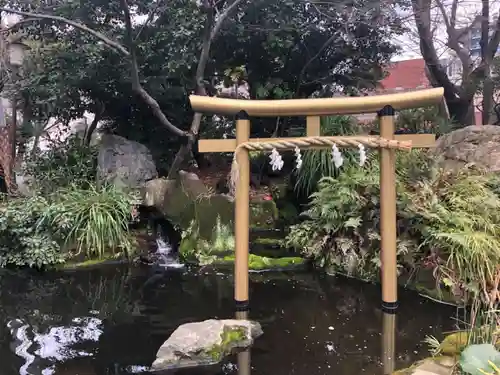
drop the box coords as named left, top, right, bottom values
left=39, top=184, right=135, bottom=259
left=294, top=115, right=360, bottom=195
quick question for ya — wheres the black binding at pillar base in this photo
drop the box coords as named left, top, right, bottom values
left=381, top=301, right=398, bottom=314
left=235, top=300, right=250, bottom=312
left=377, top=105, right=395, bottom=117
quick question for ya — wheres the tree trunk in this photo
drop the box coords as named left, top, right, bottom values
left=84, top=103, right=104, bottom=146
left=166, top=0, right=246, bottom=179
left=448, top=98, right=475, bottom=125
left=482, top=74, right=493, bottom=125
left=166, top=113, right=202, bottom=179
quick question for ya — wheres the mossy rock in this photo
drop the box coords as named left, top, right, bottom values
left=392, top=367, right=414, bottom=375
left=250, top=200, right=278, bottom=229
left=205, top=326, right=247, bottom=361
left=392, top=359, right=424, bottom=374
left=144, top=176, right=278, bottom=240
left=252, top=237, right=282, bottom=247
left=439, top=332, right=469, bottom=355
left=179, top=215, right=235, bottom=263
left=220, top=254, right=305, bottom=271
left=392, top=356, right=455, bottom=375
left=250, top=237, right=296, bottom=258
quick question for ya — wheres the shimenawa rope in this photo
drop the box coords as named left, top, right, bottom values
left=229, top=136, right=412, bottom=194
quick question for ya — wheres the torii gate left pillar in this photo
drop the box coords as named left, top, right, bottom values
left=234, top=110, right=250, bottom=309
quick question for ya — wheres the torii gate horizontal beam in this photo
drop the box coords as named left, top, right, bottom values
left=198, top=134, right=435, bottom=153
left=189, top=87, right=445, bottom=117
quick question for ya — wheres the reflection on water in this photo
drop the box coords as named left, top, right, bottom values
left=382, top=313, right=396, bottom=375
left=8, top=315, right=103, bottom=375
left=235, top=311, right=251, bottom=375
left=0, top=266, right=456, bottom=375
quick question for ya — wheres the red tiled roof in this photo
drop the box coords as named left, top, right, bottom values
left=379, top=59, right=431, bottom=92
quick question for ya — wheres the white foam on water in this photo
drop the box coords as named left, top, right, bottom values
left=124, top=365, right=151, bottom=373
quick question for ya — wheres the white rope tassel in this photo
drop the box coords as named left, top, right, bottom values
left=294, top=146, right=302, bottom=169
left=358, top=144, right=367, bottom=167
left=269, top=148, right=284, bottom=171
left=331, top=144, right=343, bottom=169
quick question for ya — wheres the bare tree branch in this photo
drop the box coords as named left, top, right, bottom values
left=486, top=12, right=500, bottom=59
left=0, top=7, right=130, bottom=56
left=120, top=0, right=140, bottom=87
left=412, top=0, right=459, bottom=97
left=167, top=0, right=246, bottom=178
left=435, top=0, right=472, bottom=74
left=195, top=5, right=215, bottom=95
left=134, top=0, right=166, bottom=42
left=119, top=0, right=186, bottom=138
left=450, top=0, right=458, bottom=28
left=295, top=33, right=338, bottom=97
left=211, top=0, right=246, bottom=40
left=468, top=11, right=500, bottom=96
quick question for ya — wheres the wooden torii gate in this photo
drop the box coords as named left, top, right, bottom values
left=189, top=87, right=445, bottom=314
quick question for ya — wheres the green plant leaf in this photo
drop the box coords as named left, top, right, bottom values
left=460, top=344, right=500, bottom=375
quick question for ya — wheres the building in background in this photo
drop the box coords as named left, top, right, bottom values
left=355, top=58, right=435, bottom=123
left=377, top=58, right=431, bottom=93
left=374, top=58, right=483, bottom=125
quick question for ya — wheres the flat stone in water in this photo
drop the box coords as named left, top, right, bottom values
left=151, top=319, right=263, bottom=371
left=408, top=358, right=454, bottom=375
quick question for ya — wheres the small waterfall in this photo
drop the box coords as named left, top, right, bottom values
left=154, top=225, right=184, bottom=269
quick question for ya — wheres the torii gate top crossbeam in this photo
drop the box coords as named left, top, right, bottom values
left=189, top=88, right=445, bottom=117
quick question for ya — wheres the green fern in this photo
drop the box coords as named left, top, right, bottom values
left=287, top=149, right=500, bottom=298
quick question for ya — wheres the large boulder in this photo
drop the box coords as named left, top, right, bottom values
left=142, top=171, right=278, bottom=240
left=433, top=125, right=500, bottom=172
left=97, top=134, right=157, bottom=190
left=151, top=319, right=263, bottom=371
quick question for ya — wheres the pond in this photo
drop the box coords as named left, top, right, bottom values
left=0, top=265, right=456, bottom=375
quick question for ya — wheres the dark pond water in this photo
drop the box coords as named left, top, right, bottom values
left=0, top=265, right=457, bottom=375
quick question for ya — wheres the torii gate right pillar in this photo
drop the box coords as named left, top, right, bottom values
left=378, top=105, right=398, bottom=312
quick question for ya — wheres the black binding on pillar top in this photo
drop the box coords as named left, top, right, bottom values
left=381, top=301, right=398, bottom=314
left=236, top=110, right=249, bottom=120
left=235, top=300, right=250, bottom=312
left=377, top=105, right=395, bottom=117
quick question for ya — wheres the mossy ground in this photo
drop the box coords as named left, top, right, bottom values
left=60, top=255, right=119, bottom=270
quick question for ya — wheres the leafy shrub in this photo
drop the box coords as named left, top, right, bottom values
left=286, top=150, right=500, bottom=302
left=0, top=184, right=135, bottom=268
left=23, top=134, right=98, bottom=194
left=38, top=184, right=135, bottom=259
left=460, top=344, right=500, bottom=375
left=286, top=151, right=418, bottom=280
left=403, top=165, right=500, bottom=301
left=0, top=196, right=65, bottom=268
left=395, top=106, right=453, bottom=136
